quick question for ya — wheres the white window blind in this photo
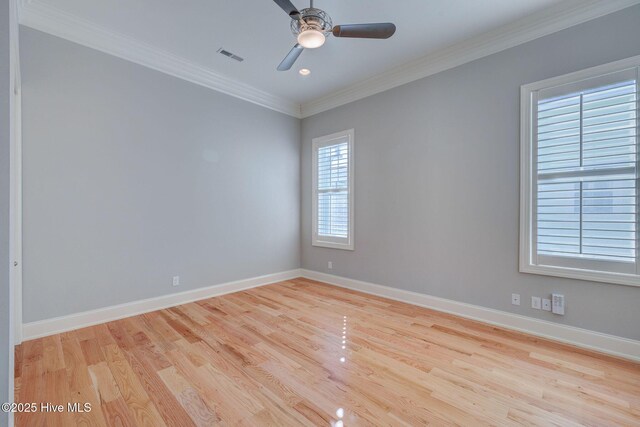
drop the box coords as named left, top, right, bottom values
left=318, top=143, right=349, bottom=238
left=312, top=129, right=354, bottom=250
left=521, top=58, right=640, bottom=286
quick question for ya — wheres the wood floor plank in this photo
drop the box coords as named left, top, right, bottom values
left=102, top=344, right=167, bottom=427
left=43, top=369, right=75, bottom=427
left=14, top=278, right=640, bottom=426
left=127, top=347, right=198, bottom=427
left=101, top=396, right=137, bottom=427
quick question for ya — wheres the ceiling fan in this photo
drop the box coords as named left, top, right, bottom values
left=273, top=0, right=396, bottom=71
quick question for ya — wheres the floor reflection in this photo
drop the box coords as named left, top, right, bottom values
left=333, top=317, right=348, bottom=425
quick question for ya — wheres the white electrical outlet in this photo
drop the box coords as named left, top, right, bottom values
left=172, top=276, right=180, bottom=287
left=328, top=261, right=333, bottom=270
left=531, top=296, right=541, bottom=310
left=511, top=293, right=520, bottom=306
left=552, top=293, right=565, bottom=315
left=542, top=298, right=551, bottom=311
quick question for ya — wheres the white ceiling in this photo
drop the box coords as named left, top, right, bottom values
left=28, top=0, right=567, bottom=104
left=20, top=0, right=640, bottom=116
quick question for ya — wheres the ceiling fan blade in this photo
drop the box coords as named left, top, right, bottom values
left=332, top=23, right=396, bottom=39
left=277, top=44, right=304, bottom=71
left=272, top=0, right=301, bottom=19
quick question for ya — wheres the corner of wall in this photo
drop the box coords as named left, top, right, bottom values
left=298, top=115, right=304, bottom=270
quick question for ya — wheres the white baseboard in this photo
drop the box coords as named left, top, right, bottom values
left=22, top=268, right=640, bottom=362
left=21, top=269, right=303, bottom=341
left=300, top=269, right=640, bottom=362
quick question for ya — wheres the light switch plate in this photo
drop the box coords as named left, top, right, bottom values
left=531, top=296, right=541, bottom=310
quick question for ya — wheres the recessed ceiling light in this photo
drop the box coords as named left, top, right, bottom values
left=299, top=68, right=311, bottom=76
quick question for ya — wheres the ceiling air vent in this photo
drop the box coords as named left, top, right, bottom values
left=217, top=48, right=244, bottom=62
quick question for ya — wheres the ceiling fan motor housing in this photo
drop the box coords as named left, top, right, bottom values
left=290, top=8, right=333, bottom=37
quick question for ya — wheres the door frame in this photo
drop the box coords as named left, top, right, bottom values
left=9, top=0, right=22, bottom=347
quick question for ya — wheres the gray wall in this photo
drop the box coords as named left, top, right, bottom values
left=21, top=27, right=301, bottom=322
left=301, top=6, right=640, bottom=340
left=19, top=6, right=640, bottom=341
left=1, top=0, right=11, bottom=422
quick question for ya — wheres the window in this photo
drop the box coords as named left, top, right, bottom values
left=312, top=129, right=354, bottom=250
left=521, top=56, right=640, bottom=286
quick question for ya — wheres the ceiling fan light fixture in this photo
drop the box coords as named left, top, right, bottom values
left=297, top=29, right=326, bottom=49
left=273, top=0, right=396, bottom=71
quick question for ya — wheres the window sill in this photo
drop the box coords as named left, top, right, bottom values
left=312, top=241, right=354, bottom=251
left=520, top=262, right=640, bottom=288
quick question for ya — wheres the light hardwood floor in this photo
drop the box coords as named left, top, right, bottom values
left=14, top=278, right=640, bottom=426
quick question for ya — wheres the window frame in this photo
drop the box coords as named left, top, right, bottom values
left=312, top=129, right=355, bottom=250
left=520, top=55, right=640, bottom=287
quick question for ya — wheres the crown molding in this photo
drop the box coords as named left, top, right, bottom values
left=17, top=0, right=640, bottom=120
left=17, top=0, right=302, bottom=118
left=299, top=0, right=640, bottom=118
